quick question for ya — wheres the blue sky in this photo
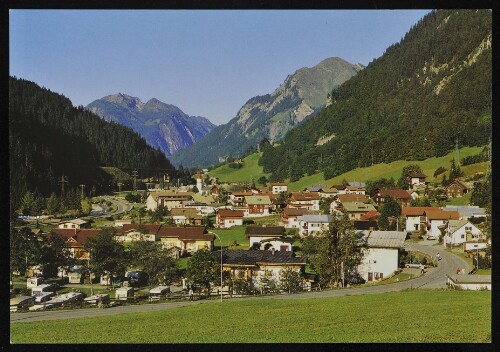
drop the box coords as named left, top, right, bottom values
left=10, top=10, right=431, bottom=125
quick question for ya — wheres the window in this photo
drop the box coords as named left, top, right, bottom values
left=461, top=234, right=465, bottom=239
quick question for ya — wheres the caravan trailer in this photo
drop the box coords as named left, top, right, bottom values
left=10, top=296, right=35, bottom=312
left=31, top=283, right=58, bottom=295
left=27, top=276, right=44, bottom=289
left=115, top=287, right=134, bottom=301
left=149, top=286, right=170, bottom=301
left=33, top=291, right=56, bottom=303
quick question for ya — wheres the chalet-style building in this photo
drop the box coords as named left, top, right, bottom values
left=329, top=194, right=370, bottom=213
left=401, top=207, right=435, bottom=232
left=424, top=209, right=460, bottom=239
left=115, top=224, right=162, bottom=242
left=297, top=214, right=333, bottom=237
left=171, top=208, right=202, bottom=226
left=280, top=208, right=309, bottom=229
left=245, top=226, right=285, bottom=248
left=215, top=209, right=244, bottom=228
left=58, top=219, right=90, bottom=229
left=341, top=202, right=377, bottom=221
left=157, top=226, right=214, bottom=256
left=50, top=228, right=99, bottom=259
left=244, top=195, right=272, bottom=217
left=446, top=179, right=470, bottom=198
left=288, top=192, right=321, bottom=211
left=221, top=250, right=307, bottom=291
left=318, top=187, right=339, bottom=198
left=373, top=189, right=412, bottom=206
left=345, top=185, right=366, bottom=195
left=229, top=191, right=254, bottom=207
left=146, top=191, right=194, bottom=211
left=441, top=219, right=484, bottom=248
left=406, top=172, right=427, bottom=188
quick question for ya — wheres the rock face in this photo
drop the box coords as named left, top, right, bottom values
left=172, top=57, right=364, bottom=168
left=86, top=94, right=216, bottom=157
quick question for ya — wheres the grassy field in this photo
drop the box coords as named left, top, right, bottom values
left=208, top=146, right=487, bottom=191
left=208, top=152, right=270, bottom=184
left=10, top=290, right=491, bottom=343
left=211, top=226, right=249, bottom=248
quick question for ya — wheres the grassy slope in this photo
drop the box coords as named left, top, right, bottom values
left=10, top=290, right=490, bottom=343
left=208, top=152, right=270, bottom=183
left=209, top=146, right=487, bottom=192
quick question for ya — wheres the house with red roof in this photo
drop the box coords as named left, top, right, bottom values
left=49, top=228, right=99, bottom=259
left=215, top=209, right=244, bottom=228
left=157, top=226, right=214, bottom=256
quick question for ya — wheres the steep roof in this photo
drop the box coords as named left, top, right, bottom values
left=424, top=209, right=460, bottom=220
left=50, top=228, right=99, bottom=247
left=378, top=188, right=412, bottom=199
left=157, top=226, right=214, bottom=241
left=117, top=224, right=162, bottom=234
left=281, top=208, right=310, bottom=217
left=290, top=192, right=321, bottom=201
left=222, top=249, right=307, bottom=266
left=245, top=226, right=285, bottom=237
left=336, top=194, right=370, bottom=203
left=401, top=206, right=435, bottom=216
left=447, top=219, right=477, bottom=234
left=217, top=209, right=244, bottom=218
left=357, top=230, right=406, bottom=248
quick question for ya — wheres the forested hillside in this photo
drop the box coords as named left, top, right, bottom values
left=9, top=77, right=175, bottom=209
left=260, top=9, right=492, bottom=181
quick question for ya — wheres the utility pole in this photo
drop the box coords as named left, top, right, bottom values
left=132, top=170, right=139, bottom=191
left=79, top=184, right=85, bottom=198
left=59, top=174, right=68, bottom=195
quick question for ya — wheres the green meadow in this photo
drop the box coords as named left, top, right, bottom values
left=10, top=290, right=490, bottom=343
left=208, top=146, right=487, bottom=191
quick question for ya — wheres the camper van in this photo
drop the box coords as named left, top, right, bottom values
left=31, top=283, right=58, bottom=295
left=84, top=293, right=110, bottom=305
left=115, top=287, right=134, bottom=301
left=27, top=276, right=44, bottom=289
left=10, top=296, right=35, bottom=312
left=68, top=266, right=92, bottom=284
left=45, top=292, right=86, bottom=308
left=33, top=291, right=56, bottom=303
left=149, top=286, right=170, bottom=301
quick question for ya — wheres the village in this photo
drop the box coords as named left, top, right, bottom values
left=10, top=168, right=492, bottom=313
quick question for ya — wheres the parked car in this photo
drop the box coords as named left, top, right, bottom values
left=126, top=270, right=149, bottom=287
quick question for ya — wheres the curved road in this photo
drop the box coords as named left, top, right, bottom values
left=10, top=241, right=471, bottom=323
left=93, top=196, right=133, bottom=218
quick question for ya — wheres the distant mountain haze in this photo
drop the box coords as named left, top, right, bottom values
left=86, top=94, right=216, bottom=157
left=171, top=57, right=364, bottom=168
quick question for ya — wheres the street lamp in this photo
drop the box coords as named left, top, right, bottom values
left=213, top=233, right=223, bottom=302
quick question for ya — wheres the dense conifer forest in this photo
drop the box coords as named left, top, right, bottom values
left=9, top=77, right=175, bottom=210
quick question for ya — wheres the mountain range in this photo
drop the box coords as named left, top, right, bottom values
left=171, top=57, right=364, bottom=168
left=259, top=9, right=492, bottom=182
left=86, top=94, right=216, bottom=157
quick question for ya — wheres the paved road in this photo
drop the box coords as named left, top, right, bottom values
left=92, top=196, right=133, bottom=218
left=10, top=240, right=471, bottom=323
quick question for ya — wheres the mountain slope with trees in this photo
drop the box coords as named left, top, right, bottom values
left=9, top=77, right=175, bottom=210
left=260, top=9, right=492, bottom=182
left=172, top=57, right=364, bottom=168
left=86, top=94, right=216, bottom=157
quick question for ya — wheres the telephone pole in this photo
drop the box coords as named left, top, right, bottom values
left=132, top=170, right=139, bottom=191
left=59, top=174, right=68, bottom=195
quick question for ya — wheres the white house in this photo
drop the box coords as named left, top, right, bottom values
left=424, top=209, right=460, bottom=239
left=446, top=274, right=491, bottom=290
left=357, top=230, right=406, bottom=282
left=258, top=237, right=293, bottom=252
left=297, top=214, right=332, bottom=237
left=442, top=219, right=483, bottom=248
left=245, top=226, right=285, bottom=248
left=58, top=219, right=89, bottom=229
left=114, top=224, right=161, bottom=242
left=401, top=207, right=434, bottom=232
left=146, top=191, right=194, bottom=211
left=280, top=208, right=309, bottom=229
left=243, top=195, right=272, bottom=217
left=215, top=209, right=244, bottom=228
left=270, top=183, right=288, bottom=195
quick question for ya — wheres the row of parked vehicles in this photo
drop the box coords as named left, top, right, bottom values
left=10, top=269, right=174, bottom=312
